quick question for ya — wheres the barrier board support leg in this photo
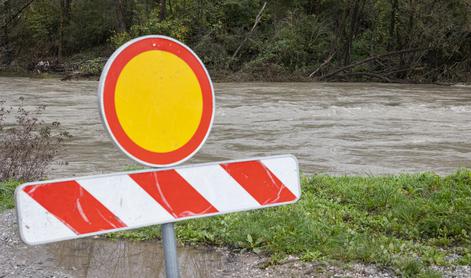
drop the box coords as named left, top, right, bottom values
left=162, top=222, right=180, bottom=278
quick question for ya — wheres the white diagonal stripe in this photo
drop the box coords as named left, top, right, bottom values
left=176, top=165, right=260, bottom=212
left=77, top=175, right=174, bottom=226
left=16, top=155, right=301, bottom=246
left=261, top=156, right=301, bottom=198
left=17, top=191, right=76, bottom=245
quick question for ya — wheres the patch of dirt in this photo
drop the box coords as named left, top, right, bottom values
left=0, top=210, right=71, bottom=278
left=0, top=210, right=468, bottom=277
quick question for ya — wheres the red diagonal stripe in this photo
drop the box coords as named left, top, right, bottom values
left=23, top=181, right=126, bottom=234
left=130, top=170, right=218, bottom=218
left=221, top=160, right=296, bottom=205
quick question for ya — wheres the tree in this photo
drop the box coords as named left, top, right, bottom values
left=388, top=0, right=398, bottom=50
left=115, top=0, right=127, bottom=32
left=58, top=0, right=71, bottom=62
left=159, top=0, right=166, bottom=21
left=342, top=0, right=367, bottom=66
left=1, top=0, right=35, bottom=64
left=0, top=0, right=470, bottom=82
left=1, top=0, right=12, bottom=64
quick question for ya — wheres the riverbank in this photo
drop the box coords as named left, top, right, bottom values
left=1, top=67, right=470, bottom=85
left=2, top=171, right=471, bottom=277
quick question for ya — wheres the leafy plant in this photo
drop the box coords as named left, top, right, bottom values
left=78, top=58, right=106, bottom=75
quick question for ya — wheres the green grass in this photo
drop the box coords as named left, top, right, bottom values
left=0, top=180, right=19, bottom=211
left=3, top=171, right=471, bottom=277
left=112, top=170, right=471, bottom=277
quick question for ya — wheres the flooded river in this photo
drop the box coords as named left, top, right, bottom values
left=1, top=77, right=471, bottom=278
left=1, top=77, right=470, bottom=177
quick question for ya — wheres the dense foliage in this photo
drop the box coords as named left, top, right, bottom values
left=1, top=0, right=470, bottom=82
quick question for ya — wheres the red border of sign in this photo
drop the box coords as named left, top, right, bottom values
left=98, top=36, right=215, bottom=167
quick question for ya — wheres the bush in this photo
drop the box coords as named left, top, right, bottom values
left=0, top=98, right=70, bottom=182
left=78, top=58, right=107, bottom=75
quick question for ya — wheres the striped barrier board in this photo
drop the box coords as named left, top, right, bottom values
left=15, top=155, right=300, bottom=245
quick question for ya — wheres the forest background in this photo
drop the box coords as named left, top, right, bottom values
left=1, top=0, right=470, bottom=83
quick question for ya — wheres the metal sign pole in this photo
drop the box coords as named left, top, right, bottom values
left=162, top=222, right=180, bottom=278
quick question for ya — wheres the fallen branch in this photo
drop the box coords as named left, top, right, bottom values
left=381, top=67, right=423, bottom=76
left=308, top=52, right=335, bottom=78
left=227, top=1, right=267, bottom=68
left=335, top=72, right=393, bottom=83
left=1, top=0, right=35, bottom=30
left=320, top=48, right=427, bottom=80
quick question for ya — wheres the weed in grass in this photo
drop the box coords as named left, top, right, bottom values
left=301, top=250, right=322, bottom=262
left=458, top=253, right=471, bottom=265
left=105, top=225, right=161, bottom=241
left=0, top=180, right=19, bottom=211
left=417, top=269, right=442, bottom=278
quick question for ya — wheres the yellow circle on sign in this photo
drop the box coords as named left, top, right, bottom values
left=114, top=50, right=203, bottom=153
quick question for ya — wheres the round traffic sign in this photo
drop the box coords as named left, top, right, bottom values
left=98, top=35, right=214, bottom=167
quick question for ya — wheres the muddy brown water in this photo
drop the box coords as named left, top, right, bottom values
left=1, top=77, right=471, bottom=277
left=49, top=239, right=224, bottom=278
left=1, top=77, right=470, bottom=177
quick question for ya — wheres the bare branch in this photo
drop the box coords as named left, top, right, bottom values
left=227, top=1, right=267, bottom=68
left=320, top=48, right=428, bottom=80
left=308, top=52, right=335, bottom=78
left=1, top=0, right=35, bottom=30
left=335, top=72, right=393, bottom=83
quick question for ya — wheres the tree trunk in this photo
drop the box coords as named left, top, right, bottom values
left=406, top=0, right=416, bottom=48
left=2, top=0, right=10, bottom=46
left=388, top=0, right=398, bottom=51
left=115, top=0, right=127, bottom=32
left=343, top=0, right=363, bottom=66
left=58, top=0, right=71, bottom=63
left=2, top=0, right=11, bottom=65
left=331, top=4, right=348, bottom=62
left=159, top=0, right=167, bottom=21
left=404, top=0, right=417, bottom=78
